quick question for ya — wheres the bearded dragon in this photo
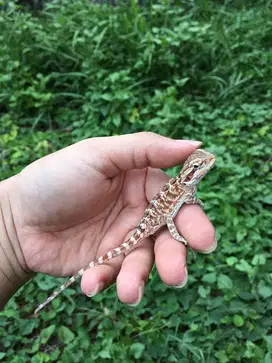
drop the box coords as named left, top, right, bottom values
left=34, top=148, right=216, bottom=314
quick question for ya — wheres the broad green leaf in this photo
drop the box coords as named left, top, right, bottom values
left=40, top=325, right=56, bottom=344
left=233, top=315, right=244, bottom=327
left=99, top=349, right=111, bottom=359
left=252, top=254, right=266, bottom=265
left=265, top=335, right=272, bottom=349
left=30, top=352, right=50, bottom=363
left=202, top=273, right=217, bottom=283
left=218, top=274, right=233, bottom=290
left=215, top=350, right=229, bottom=363
left=235, top=259, right=253, bottom=274
left=198, top=285, right=211, bottom=298
left=226, top=257, right=238, bottom=266
left=35, top=276, right=61, bottom=291
left=264, top=353, right=272, bottom=363
left=21, top=319, right=38, bottom=336
left=130, top=343, right=145, bottom=359
left=58, top=326, right=75, bottom=344
left=258, top=282, right=272, bottom=299
left=236, top=230, right=247, bottom=242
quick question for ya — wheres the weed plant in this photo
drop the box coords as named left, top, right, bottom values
left=0, top=1, right=271, bottom=362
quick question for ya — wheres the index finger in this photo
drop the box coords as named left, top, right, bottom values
left=85, top=132, right=202, bottom=177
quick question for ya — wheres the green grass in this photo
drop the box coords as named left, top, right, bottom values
left=0, top=1, right=271, bottom=362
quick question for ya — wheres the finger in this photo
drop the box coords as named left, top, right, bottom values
left=85, top=132, right=201, bottom=177
left=80, top=236, right=154, bottom=302
left=145, top=167, right=169, bottom=202
left=174, top=204, right=216, bottom=253
left=154, top=206, right=216, bottom=287
left=116, top=237, right=154, bottom=306
left=81, top=204, right=151, bottom=298
left=80, top=212, right=138, bottom=297
left=155, top=228, right=188, bottom=287
left=81, top=232, right=129, bottom=297
left=81, top=262, right=120, bottom=297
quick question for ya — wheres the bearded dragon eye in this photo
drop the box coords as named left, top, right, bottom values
left=193, top=164, right=199, bottom=169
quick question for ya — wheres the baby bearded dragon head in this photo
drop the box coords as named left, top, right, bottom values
left=179, top=149, right=216, bottom=186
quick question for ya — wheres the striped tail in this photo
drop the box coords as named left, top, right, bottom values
left=34, top=229, right=143, bottom=314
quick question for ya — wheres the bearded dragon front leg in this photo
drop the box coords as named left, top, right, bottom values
left=166, top=216, right=187, bottom=245
left=166, top=216, right=196, bottom=259
left=185, top=195, right=204, bottom=208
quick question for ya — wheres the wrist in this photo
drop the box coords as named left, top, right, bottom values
left=0, top=177, right=32, bottom=309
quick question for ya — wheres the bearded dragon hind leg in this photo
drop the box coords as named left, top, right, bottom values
left=166, top=216, right=196, bottom=260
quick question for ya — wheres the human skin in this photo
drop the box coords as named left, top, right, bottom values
left=0, top=132, right=216, bottom=310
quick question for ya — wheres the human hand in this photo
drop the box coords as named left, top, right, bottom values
left=1, top=132, right=216, bottom=306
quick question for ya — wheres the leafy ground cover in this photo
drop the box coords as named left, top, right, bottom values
left=0, top=1, right=271, bottom=362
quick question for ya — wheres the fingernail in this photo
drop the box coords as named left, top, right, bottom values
left=201, top=238, right=217, bottom=254
left=86, top=282, right=104, bottom=297
left=128, top=281, right=145, bottom=307
left=173, top=266, right=188, bottom=288
left=175, top=140, right=202, bottom=147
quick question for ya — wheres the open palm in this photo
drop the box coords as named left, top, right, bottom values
left=9, top=133, right=216, bottom=305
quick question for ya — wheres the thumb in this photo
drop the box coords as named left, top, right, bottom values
left=89, top=132, right=202, bottom=177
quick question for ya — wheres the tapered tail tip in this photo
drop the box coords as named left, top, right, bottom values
left=34, top=305, right=43, bottom=314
